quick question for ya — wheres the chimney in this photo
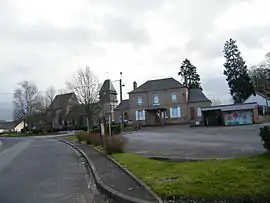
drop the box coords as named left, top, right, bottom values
left=133, top=81, right=137, bottom=90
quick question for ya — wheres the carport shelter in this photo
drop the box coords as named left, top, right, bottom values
left=201, top=102, right=259, bottom=126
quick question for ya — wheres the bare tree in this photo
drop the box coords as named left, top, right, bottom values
left=13, top=81, right=39, bottom=129
left=66, top=67, right=100, bottom=130
left=34, top=94, right=48, bottom=113
left=45, top=86, right=56, bottom=107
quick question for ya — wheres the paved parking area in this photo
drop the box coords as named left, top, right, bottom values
left=123, top=124, right=266, bottom=160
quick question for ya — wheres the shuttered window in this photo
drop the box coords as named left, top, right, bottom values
left=135, top=110, right=146, bottom=120
left=197, top=107, right=202, bottom=116
left=170, top=107, right=181, bottom=118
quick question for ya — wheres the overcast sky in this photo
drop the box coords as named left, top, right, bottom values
left=1, top=0, right=270, bottom=120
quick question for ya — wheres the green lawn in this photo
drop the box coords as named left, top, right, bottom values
left=112, top=153, right=270, bottom=199
left=67, top=136, right=78, bottom=141
left=2, top=133, right=34, bottom=137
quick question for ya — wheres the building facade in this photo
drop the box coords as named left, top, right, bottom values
left=116, top=77, right=211, bottom=126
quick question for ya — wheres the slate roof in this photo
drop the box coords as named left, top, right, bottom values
left=129, top=77, right=184, bottom=94
left=99, top=79, right=117, bottom=95
left=0, top=120, right=23, bottom=130
left=0, top=121, right=15, bottom=129
left=188, top=88, right=210, bottom=103
left=48, top=92, right=75, bottom=110
left=115, top=99, right=129, bottom=110
left=65, top=103, right=101, bottom=119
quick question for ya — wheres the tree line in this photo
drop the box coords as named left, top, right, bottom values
left=177, top=38, right=270, bottom=104
left=13, top=67, right=100, bottom=130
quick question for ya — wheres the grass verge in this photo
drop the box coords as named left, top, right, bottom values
left=112, top=153, right=270, bottom=199
left=67, top=136, right=78, bottom=141
left=1, top=133, right=34, bottom=137
left=67, top=135, right=103, bottom=149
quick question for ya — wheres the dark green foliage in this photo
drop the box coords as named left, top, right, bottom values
left=178, top=59, right=202, bottom=89
left=223, top=38, right=254, bottom=103
left=259, top=126, right=270, bottom=152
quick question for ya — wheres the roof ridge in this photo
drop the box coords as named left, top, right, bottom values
left=55, top=92, right=74, bottom=97
left=146, top=77, right=174, bottom=82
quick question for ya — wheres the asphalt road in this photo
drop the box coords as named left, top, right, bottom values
left=0, top=137, right=111, bottom=203
left=124, top=124, right=266, bottom=159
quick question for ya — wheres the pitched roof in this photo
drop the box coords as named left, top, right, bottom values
left=65, top=103, right=101, bottom=119
left=188, top=88, right=210, bottom=103
left=48, top=92, right=75, bottom=110
left=115, top=99, right=129, bottom=110
left=99, top=79, right=117, bottom=95
left=129, top=77, right=184, bottom=94
left=0, top=121, right=15, bottom=129
left=256, top=91, right=270, bottom=100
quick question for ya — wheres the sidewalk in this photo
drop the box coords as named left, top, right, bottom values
left=66, top=140, right=160, bottom=203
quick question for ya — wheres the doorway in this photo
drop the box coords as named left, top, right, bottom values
left=190, top=107, right=196, bottom=120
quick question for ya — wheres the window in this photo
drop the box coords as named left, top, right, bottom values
left=170, top=107, right=181, bottom=118
left=171, top=94, right=177, bottom=102
left=153, top=94, right=159, bottom=105
left=197, top=107, right=202, bottom=117
left=137, top=96, right=142, bottom=106
left=135, top=110, right=146, bottom=120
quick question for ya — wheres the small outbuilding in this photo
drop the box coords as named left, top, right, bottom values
left=201, top=102, right=259, bottom=126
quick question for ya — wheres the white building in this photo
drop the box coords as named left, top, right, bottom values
left=244, top=92, right=270, bottom=115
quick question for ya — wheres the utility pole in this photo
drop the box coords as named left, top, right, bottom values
left=119, top=72, right=124, bottom=131
left=120, top=72, right=123, bottom=103
left=265, top=82, right=269, bottom=115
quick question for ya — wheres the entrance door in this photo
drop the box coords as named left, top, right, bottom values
left=190, top=107, right=196, bottom=120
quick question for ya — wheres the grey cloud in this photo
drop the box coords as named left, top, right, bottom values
left=185, top=36, right=223, bottom=59
left=162, top=0, right=238, bottom=36
left=100, top=15, right=150, bottom=47
left=185, top=24, right=270, bottom=61
left=95, top=0, right=164, bottom=12
left=233, top=26, right=270, bottom=49
left=1, top=23, right=96, bottom=45
left=202, top=76, right=231, bottom=104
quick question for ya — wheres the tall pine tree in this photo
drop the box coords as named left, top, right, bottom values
left=223, top=38, right=254, bottom=103
left=178, top=59, right=202, bottom=89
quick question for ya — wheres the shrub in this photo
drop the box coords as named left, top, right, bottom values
left=91, top=128, right=100, bottom=133
left=112, top=124, right=121, bottom=135
left=260, top=126, right=270, bottom=152
left=85, top=132, right=103, bottom=146
left=76, top=132, right=88, bottom=142
left=104, top=135, right=127, bottom=155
